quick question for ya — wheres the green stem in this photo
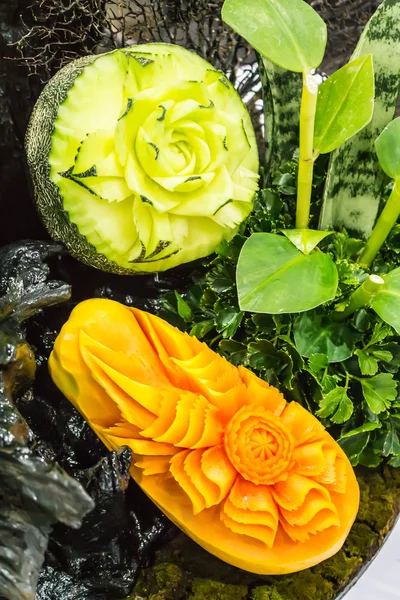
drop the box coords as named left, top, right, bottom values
left=344, top=371, right=350, bottom=391
left=333, top=274, right=385, bottom=321
left=358, top=180, right=400, bottom=267
left=296, top=72, right=319, bottom=230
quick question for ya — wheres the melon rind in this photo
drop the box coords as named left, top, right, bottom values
left=25, top=46, right=258, bottom=275
left=25, top=53, right=137, bottom=275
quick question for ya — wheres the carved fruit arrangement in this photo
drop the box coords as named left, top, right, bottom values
left=49, top=298, right=359, bottom=574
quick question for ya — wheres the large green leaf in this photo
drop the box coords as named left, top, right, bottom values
left=314, top=55, right=374, bottom=155
left=294, top=311, right=358, bottom=362
left=236, top=233, right=338, bottom=314
left=375, top=117, right=400, bottom=178
left=222, top=0, right=327, bottom=73
left=371, top=267, right=400, bottom=333
left=319, top=0, right=400, bottom=238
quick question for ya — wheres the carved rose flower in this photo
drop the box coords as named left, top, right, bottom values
left=48, top=45, right=259, bottom=272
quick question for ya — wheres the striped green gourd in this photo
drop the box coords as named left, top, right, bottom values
left=319, top=0, right=400, bottom=238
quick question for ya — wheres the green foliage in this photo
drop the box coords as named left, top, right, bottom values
left=294, top=312, right=358, bottom=362
left=223, top=0, right=378, bottom=299
left=360, top=373, right=397, bottom=414
left=160, top=0, right=400, bottom=470
left=314, top=55, right=374, bottom=155
left=236, top=233, right=338, bottom=313
left=317, top=386, right=354, bottom=424
left=222, top=0, right=327, bottom=73
left=161, top=177, right=400, bottom=468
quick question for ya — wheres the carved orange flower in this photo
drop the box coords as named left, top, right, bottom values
left=49, top=298, right=359, bottom=574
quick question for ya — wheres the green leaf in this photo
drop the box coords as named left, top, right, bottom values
left=237, top=233, right=338, bottom=314
left=207, top=263, right=235, bottom=294
left=355, top=349, right=378, bottom=376
left=371, top=349, right=393, bottom=363
left=248, top=339, right=282, bottom=370
left=279, top=349, right=295, bottom=390
left=390, top=415, right=400, bottom=431
left=219, top=339, right=248, bottom=366
left=339, top=432, right=370, bottom=466
left=282, top=343, right=303, bottom=387
left=353, top=308, right=372, bottom=332
left=371, top=267, right=400, bottom=333
left=368, top=322, right=392, bottom=346
left=317, top=386, right=353, bottom=424
left=383, top=423, right=400, bottom=457
left=294, top=311, right=358, bottom=362
left=174, top=291, right=193, bottom=323
left=314, top=55, right=374, bottom=154
left=360, top=373, right=397, bottom=414
left=319, top=0, right=400, bottom=238
left=358, top=446, right=382, bottom=468
left=189, top=319, right=215, bottom=339
left=222, top=0, right=327, bottom=73
left=321, top=373, right=337, bottom=393
left=340, top=421, right=382, bottom=439
left=282, top=229, right=333, bottom=255
left=215, top=307, right=243, bottom=338
left=252, top=313, right=275, bottom=334
left=375, top=117, right=400, bottom=179
left=273, top=172, right=296, bottom=195
left=308, top=353, right=329, bottom=373
left=389, top=454, right=400, bottom=467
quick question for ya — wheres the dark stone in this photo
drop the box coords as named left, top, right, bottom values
left=0, top=242, right=93, bottom=600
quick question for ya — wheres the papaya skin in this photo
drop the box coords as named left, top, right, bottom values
left=49, top=298, right=360, bottom=575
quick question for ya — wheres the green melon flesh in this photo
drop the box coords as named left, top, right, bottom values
left=26, top=44, right=259, bottom=274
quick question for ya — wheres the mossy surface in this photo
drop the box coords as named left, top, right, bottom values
left=189, top=579, right=247, bottom=599
left=131, top=466, right=400, bottom=600
left=251, top=587, right=283, bottom=600
left=133, top=563, right=187, bottom=600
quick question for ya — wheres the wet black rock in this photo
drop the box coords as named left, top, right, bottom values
left=0, top=241, right=93, bottom=600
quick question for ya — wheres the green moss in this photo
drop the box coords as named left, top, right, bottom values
left=357, top=469, right=395, bottom=532
left=268, top=570, right=334, bottom=600
left=188, top=579, right=247, bottom=600
left=345, top=523, right=376, bottom=556
left=251, top=586, right=283, bottom=600
left=133, top=563, right=187, bottom=600
left=384, top=465, right=400, bottom=489
left=155, top=534, right=255, bottom=586
left=311, top=550, right=362, bottom=584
